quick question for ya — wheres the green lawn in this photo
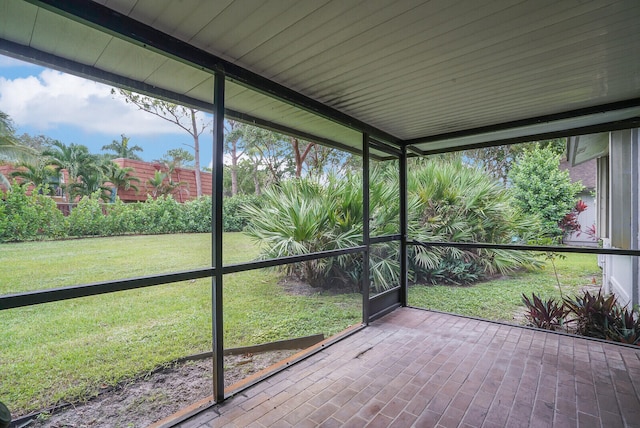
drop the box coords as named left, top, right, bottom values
left=409, top=253, right=601, bottom=322
left=0, top=233, right=361, bottom=415
left=0, top=238, right=601, bottom=416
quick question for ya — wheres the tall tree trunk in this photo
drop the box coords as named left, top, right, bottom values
left=292, top=137, right=315, bottom=178
left=190, top=109, right=202, bottom=197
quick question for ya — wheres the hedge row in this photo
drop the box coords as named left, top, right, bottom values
left=0, top=185, right=261, bottom=242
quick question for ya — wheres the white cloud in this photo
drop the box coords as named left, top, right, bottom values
left=0, top=69, right=186, bottom=136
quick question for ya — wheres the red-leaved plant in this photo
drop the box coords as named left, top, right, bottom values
left=558, top=199, right=587, bottom=237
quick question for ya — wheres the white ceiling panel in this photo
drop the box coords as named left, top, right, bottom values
left=185, top=77, right=215, bottom=105
left=93, top=37, right=169, bottom=83
left=144, top=60, right=212, bottom=98
left=0, top=0, right=37, bottom=44
left=1, top=0, right=638, bottom=150
left=30, top=7, right=112, bottom=65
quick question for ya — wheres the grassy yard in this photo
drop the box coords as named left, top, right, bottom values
left=0, top=233, right=361, bottom=415
left=409, top=253, right=602, bottom=322
left=1, top=238, right=601, bottom=416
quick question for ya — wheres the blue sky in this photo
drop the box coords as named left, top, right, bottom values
left=0, top=54, right=215, bottom=166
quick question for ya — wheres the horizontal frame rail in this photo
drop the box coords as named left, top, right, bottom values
left=0, top=268, right=214, bottom=310
left=221, top=246, right=366, bottom=274
left=0, top=247, right=366, bottom=311
left=410, top=239, right=640, bottom=257
left=370, top=235, right=401, bottom=244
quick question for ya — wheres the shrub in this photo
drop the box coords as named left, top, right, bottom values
left=563, top=290, right=627, bottom=341
left=524, top=290, right=640, bottom=346
left=244, top=176, right=362, bottom=289
left=509, top=147, right=584, bottom=239
left=67, top=193, right=106, bottom=237
left=245, top=160, right=541, bottom=291
left=183, top=196, right=212, bottom=233
left=103, top=199, right=138, bottom=236
left=409, top=158, right=541, bottom=285
left=134, top=196, right=185, bottom=234
left=608, top=306, right=640, bottom=345
left=522, top=293, right=568, bottom=331
left=0, top=184, right=66, bottom=242
left=223, top=194, right=262, bottom=232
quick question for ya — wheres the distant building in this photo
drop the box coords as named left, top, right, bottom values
left=111, top=158, right=213, bottom=203
left=1, top=159, right=213, bottom=203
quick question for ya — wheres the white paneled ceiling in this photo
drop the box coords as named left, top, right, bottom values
left=1, top=0, right=639, bottom=154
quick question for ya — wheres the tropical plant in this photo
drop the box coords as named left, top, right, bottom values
left=409, top=158, right=541, bottom=285
left=42, top=141, right=107, bottom=200
left=369, top=160, right=401, bottom=237
left=522, top=293, right=568, bottom=331
left=0, top=111, right=36, bottom=189
left=103, top=161, right=140, bottom=200
left=517, top=289, right=640, bottom=345
left=563, top=290, right=620, bottom=340
left=101, top=134, right=143, bottom=160
left=42, top=141, right=96, bottom=182
left=68, top=168, right=112, bottom=202
left=244, top=175, right=362, bottom=289
left=558, top=199, right=588, bottom=238
left=245, top=158, right=542, bottom=291
left=10, top=158, right=60, bottom=195
left=608, top=306, right=640, bottom=345
left=146, top=168, right=186, bottom=199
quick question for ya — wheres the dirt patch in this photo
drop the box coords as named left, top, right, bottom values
left=24, top=350, right=298, bottom=428
left=279, top=277, right=356, bottom=296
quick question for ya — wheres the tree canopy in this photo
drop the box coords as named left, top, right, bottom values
left=508, top=146, right=583, bottom=239
left=101, top=134, right=143, bottom=160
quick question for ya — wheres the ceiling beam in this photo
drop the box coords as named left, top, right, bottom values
left=410, top=117, right=640, bottom=156
left=404, top=98, right=640, bottom=147
left=27, top=0, right=402, bottom=146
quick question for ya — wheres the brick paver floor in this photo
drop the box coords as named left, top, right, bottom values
left=173, top=308, right=640, bottom=427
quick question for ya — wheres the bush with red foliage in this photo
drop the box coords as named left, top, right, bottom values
left=558, top=199, right=587, bottom=237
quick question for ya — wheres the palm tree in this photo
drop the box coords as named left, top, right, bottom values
left=101, top=134, right=143, bottom=160
left=146, top=168, right=186, bottom=199
left=0, top=111, right=36, bottom=189
left=68, top=168, right=111, bottom=201
left=42, top=141, right=105, bottom=200
left=103, top=161, right=140, bottom=200
left=42, top=141, right=96, bottom=182
left=146, top=170, right=167, bottom=199
left=10, top=158, right=60, bottom=195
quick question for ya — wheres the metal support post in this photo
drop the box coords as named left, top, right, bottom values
left=400, top=146, right=408, bottom=306
left=362, top=133, right=370, bottom=324
left=212, top=73, right=225, bottom=402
